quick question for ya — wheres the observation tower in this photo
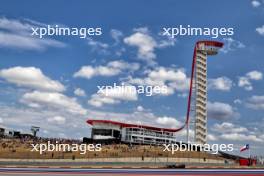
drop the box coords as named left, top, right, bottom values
left=187, top=41, right=224, bottom=144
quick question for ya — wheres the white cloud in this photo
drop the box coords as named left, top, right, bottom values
left=20, top=91, right=87, bottom=115
left=212, top=122, right=248, bottom=133
left=126, top=67, right=189, bottom=96
left=259, top=135, right=264, bottom=142
left=124, top=27, right=176, bottom=64
left=208, top=77, right=233, bottom=91
left=88, top=85, right=138, bottom=107
left=88, top=95, right=119, bottom=107
left=74, top=60, right=140, bottom=79
left=87, top=37, right=109, bottom=53
left=0, top=17, right=35, bottom=32
left=0, top=66, right=65, bottom=92
left=110, top=29, right=123, bottom=43
left=74, top=88, right=86, bottom=97
left=107, top=60, right=140, bottom=71
left=47, top=116, right=66, bottom=124
left=220, top=133, right=262, bottom=143
left=252, top=0, right=261, bottom=7
left=238, top=76, right=253, bottom=91
left=211, top=122, right=263, bottom=143
left=207, top=134, right=218, bottom=141
left=136, top=105, right=144, bottom=112
left=74, top=65, right=118, bottom=79
left=133, top=27, right=149, bottom=33
left=234, top=99, right=242, bottom=104
left=148, top=67, right=186, bottom=83
left=256, top=25, right=264, bottom=36
left=0, top=32, right=66, bottom=51
left=207, top=101, right=239, bottom=120
left=124, top=32, right=157, bottom=61
left=158, top=37, right=177, bottom=48
left=155, top=116, right=182, bottom=129
left=238, top=70, right=262, bottom=91
left=221, top=38, right=245, bottom=53
left=0, top=17, right=66, bottom=50
left=246, top=95, right=264, bottom=110
left=246, top=70, right=263, bottom=80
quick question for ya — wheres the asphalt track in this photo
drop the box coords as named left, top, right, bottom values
left=0, top=168, right=264, bottom=176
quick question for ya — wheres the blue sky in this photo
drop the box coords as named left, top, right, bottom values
left=0, top=0, right=264, bottom=156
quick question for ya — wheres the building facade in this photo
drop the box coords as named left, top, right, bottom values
left=87, top=120, right=178, bottom=144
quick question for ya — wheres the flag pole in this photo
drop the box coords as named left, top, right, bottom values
left=249, top=147, right=251, bottom=159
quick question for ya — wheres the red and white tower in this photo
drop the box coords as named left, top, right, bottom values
left=186, top=41, right=224, bottom=144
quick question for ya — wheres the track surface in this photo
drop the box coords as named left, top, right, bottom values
left=0, top=168, right=264, bottom=176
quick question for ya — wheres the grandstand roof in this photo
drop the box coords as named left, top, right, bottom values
left=87, top=120, right=179, bottom=132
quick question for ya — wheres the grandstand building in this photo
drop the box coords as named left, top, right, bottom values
left=87, top=120, right=178, bottom=144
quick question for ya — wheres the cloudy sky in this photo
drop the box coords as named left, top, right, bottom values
left=0, top=0, right=264, bottom=156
